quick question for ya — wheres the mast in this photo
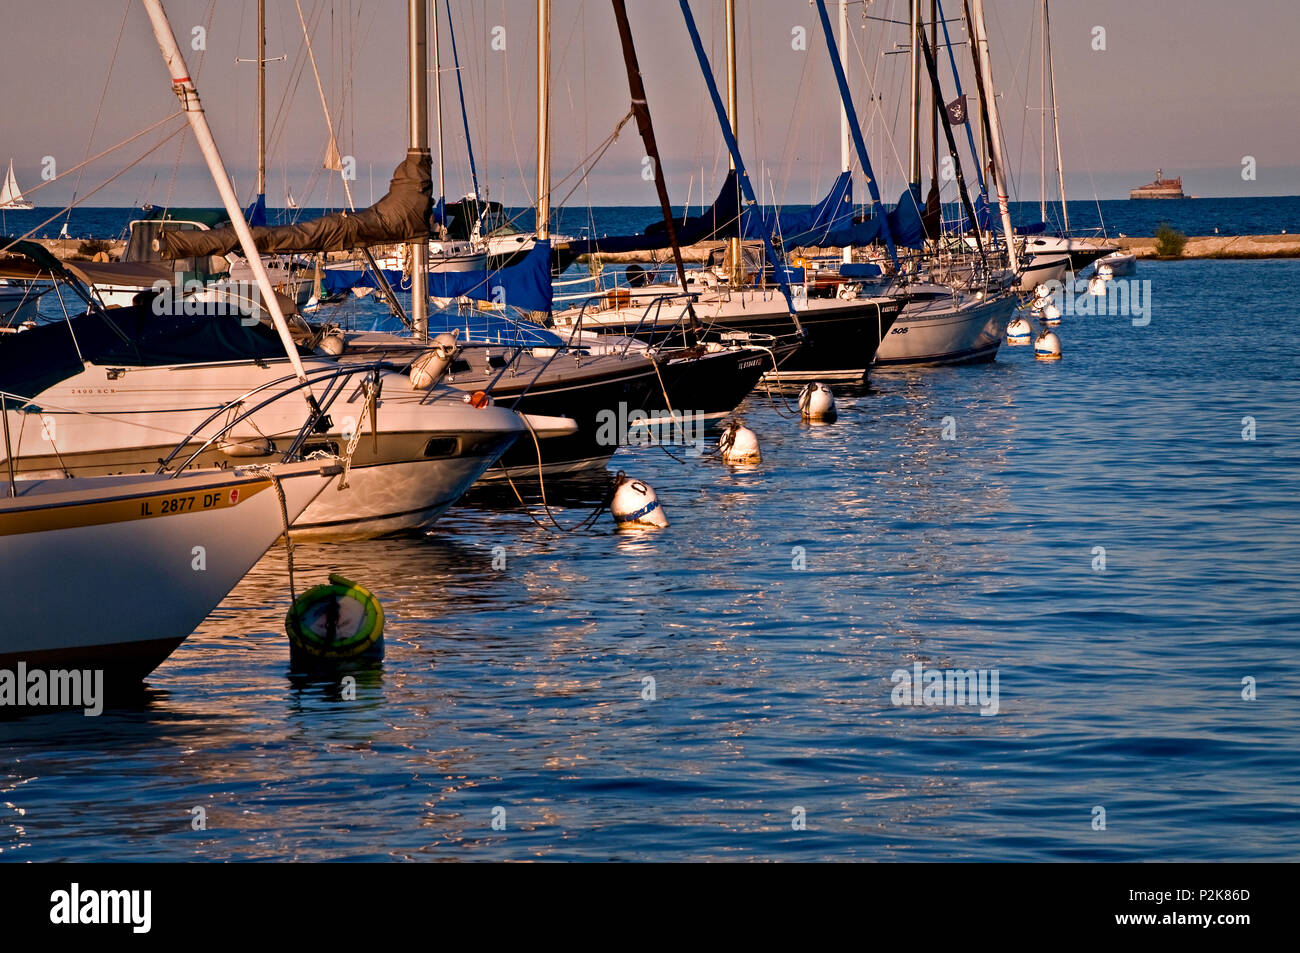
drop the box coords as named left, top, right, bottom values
left=724, top=0, right=740, bottom=282
left=930, top=0, right=938, bottom=184
left=1038, top=0, right=1046, bottom=221
left=678, top=0, right=799, bottom=324
left=408, top=0, right=429, bottom=340
left=813, top=0, right=898, bottom=268
left=257, top=0, right=266, bottom=202
left=908, top=0, right=921, bottom=186
left=839, top=0, right=851, bottom=265
left=610, top=0, right=697, bottom=338
left=536, top=0, right=550, bottom=242
left=140, top=0, right=313, bottom=393
left=917, top=28, right=983, bottom=262
left=433, top=0, right=444, bottom=207
left=1045, top=0, right=1069, bottom=233
left=968, top=0, right=1017, bottom=270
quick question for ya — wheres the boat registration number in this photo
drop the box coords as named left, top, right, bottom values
left=140, top=489, right=242, bottom=518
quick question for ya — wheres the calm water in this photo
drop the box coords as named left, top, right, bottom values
left=3, top=257, right=1299, bottom=861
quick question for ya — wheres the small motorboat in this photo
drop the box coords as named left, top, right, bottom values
left=1094, top=251, right=1137, bottom=278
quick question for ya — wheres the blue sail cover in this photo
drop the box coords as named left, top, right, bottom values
left=563, top=171, right=744, bottom=257
left=322, top=239, right=554, bottom=312
left=886, top=184, right=927, bottom=248
left=815, top=186, right=927, bottom=250
left=742, top=171, right=854, bottom=247
left=244, top=193, right=267, bottom=227
left=566, top=171, right=925, bottom=257
left=942, top=192, right=993, bottom=234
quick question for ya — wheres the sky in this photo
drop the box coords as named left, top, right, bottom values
left=2, top=0, right=1297, bottom=211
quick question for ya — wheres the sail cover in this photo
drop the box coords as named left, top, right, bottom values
left=160, top=153, right=432, bottom=259
left=744, top=171, right=854, bottom=247
left=565, top=170, right=925, bottom=257
left=322, top=239, right=554, bottom=313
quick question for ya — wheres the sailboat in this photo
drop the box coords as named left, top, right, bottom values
left=0, top=2, right=579, bottom=542
left=0, top=159, right=33, bottom=210
left=553, top=0, right=904, bottom=385
left=286, top=188, right=300, bottom=210
left=1020, top=0, right=1113, bottom=273
left=0, top=459, right=339, bottom=682
left=847, top=0, right=1018, bottom=367
left=308, top=0, right=772, bottom=483
left=334, top=0, right=775, bottom=482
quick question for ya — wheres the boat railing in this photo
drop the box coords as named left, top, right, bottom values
left=157, top=360, right=391, bottom=475
left=562, top=291, right=700, bottom=356
left=1, top=360, right=385, bottom=485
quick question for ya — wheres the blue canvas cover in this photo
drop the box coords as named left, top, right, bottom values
left=323, top=239, right=554, bottom=313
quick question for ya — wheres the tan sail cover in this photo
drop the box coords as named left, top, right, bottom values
left=160, top=153, right=432, bottom=259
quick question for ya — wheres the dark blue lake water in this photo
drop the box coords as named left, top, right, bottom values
left=3, top=194, right=1299, bottom=243
left=3, top=255, right=1297, bottom=861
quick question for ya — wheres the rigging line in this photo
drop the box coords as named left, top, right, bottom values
left=267, top=1, right=315, bottom=167
left=775, top=29, right=816, bottom=209
left=472, top=110, right=635, bottom=238
left=501, top=0, right=535, bottom=210
left=0, top=112, right=185, bottom=208
left=1, top=117, right=189, bottom=252
left=161, top=0, right=219, bottom=211
left=935, top=0, right=984, bottom=196
left=294, top=0, right=354, bottom=210
left=65, top=0, right=132, bottom=227
left=444, top=0, right=482, bottom=201
left=846, top=5, right=909, bottom=188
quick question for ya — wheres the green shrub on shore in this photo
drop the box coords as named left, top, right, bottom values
left=1154, top=222, right=1188, bottom=258
left=76, top=238, right=113, bottom=256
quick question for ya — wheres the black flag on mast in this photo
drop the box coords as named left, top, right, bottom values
left=946, top=94, right=968, bottom=125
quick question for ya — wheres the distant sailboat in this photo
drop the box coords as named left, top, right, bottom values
left=286, top=188, right=299, bottom=210
left=0, top=159, right=34, bottom=209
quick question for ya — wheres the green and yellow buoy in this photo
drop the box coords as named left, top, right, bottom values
left=286, top=573, right=385, bottom=665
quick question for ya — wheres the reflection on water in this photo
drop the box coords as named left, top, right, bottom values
left=4, top=260, right=1300, bottom=860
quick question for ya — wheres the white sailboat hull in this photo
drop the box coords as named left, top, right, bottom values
left=0, top=461, right=335, bottom=679
left=2, top=356, right=524, bottom=540
left=875, top=290, right=1017, bottom=367
left=1019, top=255, right=1070, bottom=291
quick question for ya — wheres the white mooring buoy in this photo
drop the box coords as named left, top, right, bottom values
left=1043, top=302, right=1062, bottom=326
left=1034, top=330, right=1063, bottom=361
left=1007, top=316, right=1033, bottom=345
left=1088, top=275, right=1107, bottom=297
left=798, top=382, right=837, bottom=421
left=719, top=419, right=761, bottom=465
left=610, top=475, right=669, bottom=529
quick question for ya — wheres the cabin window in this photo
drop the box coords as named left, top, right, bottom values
left=302, top=440, right=340, bottom=457
left=423, top=437, right=460, bottom=458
